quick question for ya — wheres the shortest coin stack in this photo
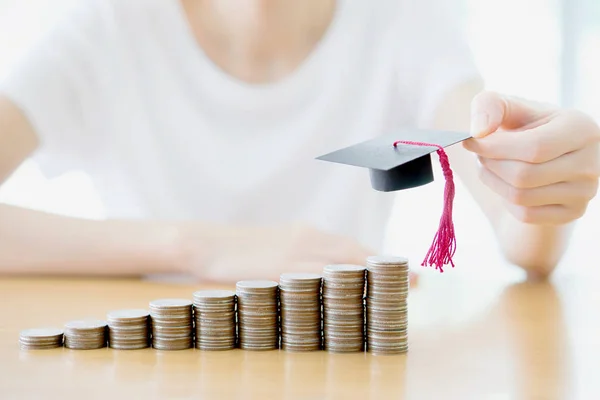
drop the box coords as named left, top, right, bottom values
left=193, top=290, right=237, bottom=351
left=64, top=320, right=107, bottom=350
left=236, top=280, right=280, bottom=351
left=149, top=299, right=193, bottom=350
left=19, top=328, right=63, bottom=350
left=279, top=273, right=322, bottom=352
left=366, top=255, right=410, bottom=355
left=107, top=309, right=150, bottom=350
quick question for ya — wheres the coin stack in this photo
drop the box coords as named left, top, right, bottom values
left=322, top=264, right=366, bottom=353
left=19, top=328, right=63, bottom=350
left=64, top=320, right=107, bottom=350
left=149, top=299, right=193, bottom=350
left=107, top=309, right=150, bottom=350
left=236, top=280, right=279, bottom=351
left=193, top=290, right=237, bottom=351
left=366, top=255, right=410, bottom=354
left=279, top=273, right=322, bottom=352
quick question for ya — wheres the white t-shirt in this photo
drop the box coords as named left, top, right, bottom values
left=0, top=0, right=479, bottom=252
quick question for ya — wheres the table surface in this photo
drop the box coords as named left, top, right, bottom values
left=1, top=274, right=598, bottom=400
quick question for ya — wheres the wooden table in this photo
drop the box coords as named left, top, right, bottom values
left=1, top=275, right=598, bottom=399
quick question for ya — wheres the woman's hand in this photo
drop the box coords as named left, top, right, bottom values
left=179, top=223, right=419, bottom=285
left=179, top=223, right=374, bottom=283
left=464, top=91, right=600, bottom=225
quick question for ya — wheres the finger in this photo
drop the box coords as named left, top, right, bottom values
left=478, top=147, right=600, bottom=189
left=470, top=91, right=556, bottom=138
left=464, top=110, right=599, bottom=163
left=478, top=165, right=597, bottom=207
left=505, top=203, right=588, bottom=225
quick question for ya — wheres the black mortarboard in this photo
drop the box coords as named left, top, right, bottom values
left=316, top=129, right=471, bottom=192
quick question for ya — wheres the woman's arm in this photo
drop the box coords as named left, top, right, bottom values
left=0, top=96, right=187, bottom=276
left=433, top=80, right=597, bottom=278
left=0, top=203, right=187, bottom=277
left=0, top=97, right=373, bottom=280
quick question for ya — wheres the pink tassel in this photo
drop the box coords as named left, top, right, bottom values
left=393, top=140, right=457, bottom=273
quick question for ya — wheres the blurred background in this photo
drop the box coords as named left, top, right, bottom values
left=0, top=0, right=598, bottom=281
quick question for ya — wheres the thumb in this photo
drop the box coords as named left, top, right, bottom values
left=470, top=91, right=555, bottom=138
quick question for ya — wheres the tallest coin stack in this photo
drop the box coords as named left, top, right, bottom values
left=365, top=256, right=409, bottom=354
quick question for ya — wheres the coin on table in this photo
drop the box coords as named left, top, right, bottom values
left=193, top=290, right=236, bottom=300
left=19, top=328, right=64, bottom=350
left=279, top=273, right=322, bottom=289
left=322, top=264, right=366, bottom=353
left=236, top=280, right=279, bottom=294
left=193, top=290, right=237, bottom=351
left=149, top=299, right=193, bottom=351
left=366, top=255, right=409, bottom=266
left=149, top=298, right=193, bottom=309
left=107, top=309, right=150, bottom=350
left=365, top=255, right=410, bottom=355
left=107, top=309, right=150, bottom=320
left=279, top=272, right=322, bottom=352
left=64, top=320, right=107, bottom=350
left=236, top=280, right=279, bottom=351
left=64, top=319, right=107, bottom=331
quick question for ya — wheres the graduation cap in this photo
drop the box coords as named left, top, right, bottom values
left=316, top=129, right=470, bottom=192
left=316, top=129, right=472, bottom=272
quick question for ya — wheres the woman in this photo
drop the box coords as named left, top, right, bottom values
left=0, top=0, right=598, bottom=281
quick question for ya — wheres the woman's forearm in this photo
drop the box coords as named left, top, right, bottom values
left=435, top=81, right=572, bottom=277
left=495, top=214, right=574, bottom=278
left=449, top=137, right=571, bottom=277
left=0, top=203, right=186, bottom=276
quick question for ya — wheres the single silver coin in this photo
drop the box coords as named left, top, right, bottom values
left=107, top=309, right=150, bottom=320
left=366, top=255, right=409, bottom=265
left=64, top=320, right=107, bottom=331
left=192, top=290, right=236, bottom=300
left=236, top=280, right=279, bottom=290
left=279, top=272, right=322, bottom=281
left=149, top=298, right=193, bottom=308
left=324, top=264, right=366, bottom=273
left=20, top=328, right=63, bottom=338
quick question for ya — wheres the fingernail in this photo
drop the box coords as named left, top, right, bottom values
left=470, top=112, right=489, bottom=138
